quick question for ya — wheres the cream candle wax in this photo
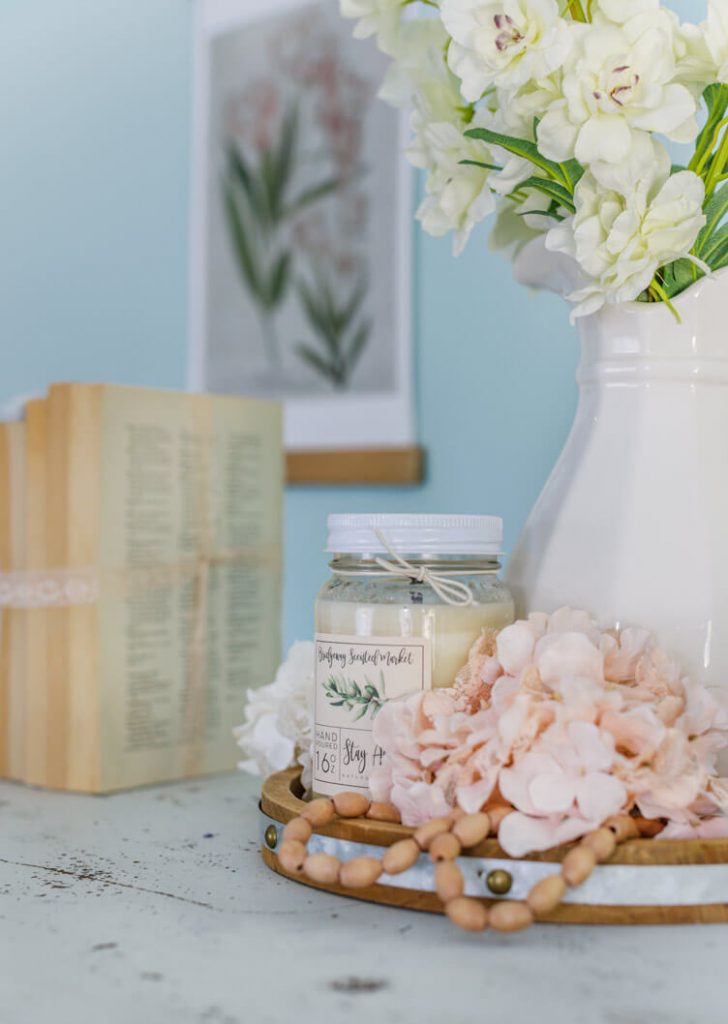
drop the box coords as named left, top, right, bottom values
left=313, top=514, right=515, bottom=797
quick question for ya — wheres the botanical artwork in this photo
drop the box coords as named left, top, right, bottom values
left=202, top=1, right=400, bottom=398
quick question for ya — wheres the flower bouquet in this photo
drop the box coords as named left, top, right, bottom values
left=341, top=0, right=728, bottom=319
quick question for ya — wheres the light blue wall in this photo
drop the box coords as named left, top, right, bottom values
left=0, top=0, right=581, bottom=651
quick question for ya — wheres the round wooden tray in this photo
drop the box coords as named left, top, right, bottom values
left=260, top=768, right=728, bottom=925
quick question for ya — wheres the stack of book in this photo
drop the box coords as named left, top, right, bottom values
left=0, top=383, right=283, bottom=792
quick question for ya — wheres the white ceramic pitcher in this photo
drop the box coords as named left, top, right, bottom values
left=506, top=265, right=728, bottom=692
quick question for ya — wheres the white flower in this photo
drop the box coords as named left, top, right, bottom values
left=489, top=190, right=555, bottom=262
left=414, top=106, right=500, bottom=255
left=233, top=641, right=315, bottom=787
left=339, top=0, right=402, bottom=56
left=441, top=0, right=573, bottom=100
left=706, top=0, right=728, bottom=83
left=591, top=0, right=659, bottom=24
left=380, top=18, right=459, bottom=111
left=546, top=137, right=706, bottom=319
left=537, top=16, right=698, bottom=164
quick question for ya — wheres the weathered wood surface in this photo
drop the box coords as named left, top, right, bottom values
left=262, top=768, right=728, bottom=925
left=2, top=771, right=728, bottom=1024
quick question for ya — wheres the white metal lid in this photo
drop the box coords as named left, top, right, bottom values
left=326, top=513, right=503, bottom=556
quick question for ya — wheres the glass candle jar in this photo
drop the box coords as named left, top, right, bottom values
left=313, top=514, right=515, bottom=797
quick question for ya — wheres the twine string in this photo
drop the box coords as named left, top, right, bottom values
left=373, top=529, right=475, bottom=608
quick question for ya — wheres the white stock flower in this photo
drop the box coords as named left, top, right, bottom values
left=416, top=114, right=497, bottom=256
left=379, top=18, right=457, bottom=111
left=441, top=0, right=573, bottom=101
left=537, top=16, right=698, bottom=164
left=546, top=138, right=706, bottom=319
left=233, top=641, right=314, bottom=787
left=339, top=0, right=402, bottom=56
left=591, top=0, right=659, bottom=24
left=706, top=0, right=728, bottom=83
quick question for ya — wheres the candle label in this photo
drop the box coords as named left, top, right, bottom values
left=313, top=633, right=432, bottom=796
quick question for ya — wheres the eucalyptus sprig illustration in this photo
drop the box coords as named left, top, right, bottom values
left=323, top=671, right=387, bottom=720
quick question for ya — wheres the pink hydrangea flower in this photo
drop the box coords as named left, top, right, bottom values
left=370, top=609, right=728, bottom=856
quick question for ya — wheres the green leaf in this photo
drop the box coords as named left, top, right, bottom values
left=286, top=176, right=342, bottom=217
left=517, top=176, right=576, bottom=213
left=695, top=183, right=728, bottom=257
left=261, top=148, right=283, bottom=223
left=346, top=320, right=370, bottom=375
left=275, top=107, right=298, bottom=203
left=354, top=705, right=369, bottom=722
left=560, top=159, right=585, bottom=191
left=226, top=144, right=269, bottom=229
left=340, top=277, right=368, bottom=329
left=702, top=222, right=728, bottom=265
left=658, top=258, right=708, bottom=300
left=268, top=251, right=291, bottom=307
left=223, top=183, right=262, bottom=298
left=459, top=159, right=503, bottom=172
left=298, top=279, right=340, bottom=355
left=465, top=126, right=568, bottom=186
left=296, top=343, right=336, bottom=383
left=691, top=84, right=728, bottom=172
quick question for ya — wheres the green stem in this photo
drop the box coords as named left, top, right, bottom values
left=705, top=125, right=728, bottom=199
left=649, top=277, right=682, bottom=323
left=563, top=0, right=587, bottom=21
left=693, top=116, right=728, bottom=177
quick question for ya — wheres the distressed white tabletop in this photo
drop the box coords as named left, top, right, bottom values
left=1, top=772, right=725, bottom=1024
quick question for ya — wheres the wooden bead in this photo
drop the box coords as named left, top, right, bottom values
left=562, top=845, right=597, bottom=887
left=489, top=901, right=534, bottom=933
left=414, top=817, right=452, bottom=850
left=581, top=827, right=617, bottom=861
left=278, top=840, right=307, bottom=874
left=382, top=838, right=420, bottom=875
left=435, top=861, right=465, bottom=903
left=282, top=817, right=312, bottom=844
left=604, top=815, right=639, bottom=842
left=366, top=802, right=401, bottom=823
left=339, top=857, right=383, bottom=889
left=487, top=805, right=512, bottom=832
left=303, top=852, right=340, bottom=885
left=429, top=832, right=462, bottom=863
left=333, top=792, right=371, bottom=818
left=445, top=896, right=489, bottom=932
left=527, top=874, right=566, bottom=916
left=452, top=812, right=491, bottom=849
left=633, top=816, right=665, bottom=838
left=301, top=798, right=336, bottom=827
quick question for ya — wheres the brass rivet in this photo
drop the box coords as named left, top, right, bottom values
left=486, top=868, right=513, bottom=896
left=264, top=824, right=278, bottom=850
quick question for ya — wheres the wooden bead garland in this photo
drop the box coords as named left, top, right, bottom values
left=274, top=796, right=653, bottom=935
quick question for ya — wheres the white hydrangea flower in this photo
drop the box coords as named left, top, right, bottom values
left=705, top=0, right=728, bottom=83
left=339, top=0, right=402, bottom=56
left=233, top=641, right=315, bottom=788
left=537, top=15, right=698, bottom=164
left=546, top=137, right=706, bottom=319
left=441, top=0, right=573, bottom=101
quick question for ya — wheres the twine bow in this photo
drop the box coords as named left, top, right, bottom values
left=373, top=530, right=475, bottom=607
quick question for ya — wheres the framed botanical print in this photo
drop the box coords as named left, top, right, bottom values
left=189, top=0, right=420, bottom=482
